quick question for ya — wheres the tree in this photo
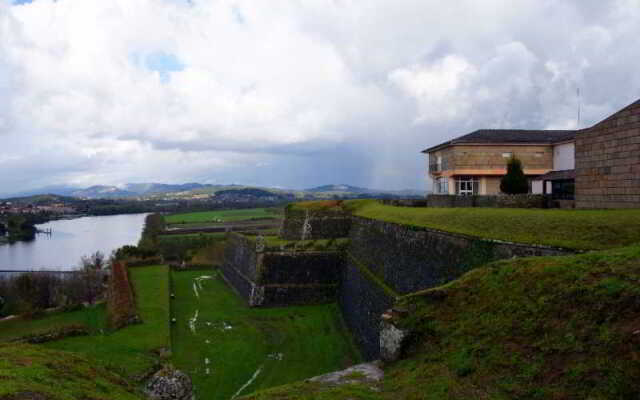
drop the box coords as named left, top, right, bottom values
left=80, top=251, right=107, bottom=305
left=500, top=156, right=529, bottom=194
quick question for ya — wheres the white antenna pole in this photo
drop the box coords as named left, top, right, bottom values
left=577, top=87, right=581, bottom=129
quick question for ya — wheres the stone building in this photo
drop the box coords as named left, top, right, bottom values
left=423, top=98, right=640, bottom=208
left=575, top=99, right=640, bottom=208
left=423, top=129, right=576, bottom=196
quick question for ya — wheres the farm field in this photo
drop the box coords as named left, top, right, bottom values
left=44, top=265, right=170, bottom=377
left=166, top=208, right=280, bottom=225
left=170, top=270, right=361, bottom=399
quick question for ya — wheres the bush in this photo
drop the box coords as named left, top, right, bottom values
left=500, top=156, right=529, bottom=194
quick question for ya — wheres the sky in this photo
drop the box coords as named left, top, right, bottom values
left=1, top=0, right=640, bottom=195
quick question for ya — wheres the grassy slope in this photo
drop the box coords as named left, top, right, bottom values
left=166, top=208, right=278, bottom=224
left=44, top=265, right=170, bottom=377
left=291, top=199, right=640, bottom=251
left=0, top=304, right=106, bottom=342
left=170, top=270, right=361, bottom=399
left=245, top=245, right=640, bottom=400
left=0, top=344, right=143, bottom=399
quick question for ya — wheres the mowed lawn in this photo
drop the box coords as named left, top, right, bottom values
left=170, top=270, right=361, bottom=400
left=166, top=208, right=278, bottom=225
left=44, top=265, right=171, bottom=377
left=349, top=201, right=640, bottom=251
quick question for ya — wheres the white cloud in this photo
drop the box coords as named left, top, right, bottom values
left=1, top=0, right=640, bottom=194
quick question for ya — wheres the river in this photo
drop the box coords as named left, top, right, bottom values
left=0, top=213, right=147, bottom=271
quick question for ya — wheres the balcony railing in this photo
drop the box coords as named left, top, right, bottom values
left=429, top=160, right=448, bottom=173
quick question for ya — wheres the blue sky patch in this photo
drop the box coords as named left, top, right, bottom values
left=12, top=0, right=34, bottom=5
left=133, top=51, right=185, bottom=83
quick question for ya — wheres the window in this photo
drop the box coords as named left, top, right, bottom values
left=435, top=177, right=449, bottom=194
left=456, top=176, right=479, bottom=196
left=502, top=152, right=513, bottom=158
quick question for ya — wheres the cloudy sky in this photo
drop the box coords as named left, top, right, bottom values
left=1, top=0, right=639, bottom=195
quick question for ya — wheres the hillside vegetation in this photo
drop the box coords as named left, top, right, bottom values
left=244, top=244, right=640, bottom=399
left=0, top=344, right=143, bottom=399
left=292, top=199, right=640, bottom=250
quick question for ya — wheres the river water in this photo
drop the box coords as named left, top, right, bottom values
left=0, top=213, right=147, bottom=271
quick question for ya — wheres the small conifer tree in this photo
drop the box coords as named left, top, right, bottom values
left=500, top=156, right=529, bottom=194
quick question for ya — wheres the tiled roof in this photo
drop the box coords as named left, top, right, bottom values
left=535, top=169, right=576, bottom=181
left=422, top=129, right=578, bottom=153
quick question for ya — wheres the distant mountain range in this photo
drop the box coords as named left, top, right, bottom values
left=2, top=182, right=424, bottom=201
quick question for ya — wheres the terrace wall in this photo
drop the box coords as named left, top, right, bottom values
left=575, top=100, right=640, bottom=208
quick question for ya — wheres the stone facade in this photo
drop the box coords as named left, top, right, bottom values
left=436, top=144, right=553, bottom=173
left=575, top=100, right=640, bottom=208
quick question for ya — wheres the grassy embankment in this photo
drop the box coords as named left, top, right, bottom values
left=292, top=199, right=640, bottom=251
left=0, top=265, right=169, bottom=399
left=170, top=270, right=361, bottom=399
left=0, top=265, right=170, bottom=379
left=244, top=244, right=640, bottom=400
left=0, top=344, right=142, bottom=399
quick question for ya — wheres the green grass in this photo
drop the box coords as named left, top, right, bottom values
left=243, top=235, right=350, bottom=252
left=159, top=232, right=228, bottom=240
left=44, top=265, right=171, bottom=378
left=0, top=344, right=143, bottom=399
left=166, top=208, right=279, bottom=225
left=0, top=305, right=106, bottom=342
left=246, top=244, right=640, bottom=400
left=342, top=200, right=640, bottom=250
left=170, top=270, right=361, bottom=399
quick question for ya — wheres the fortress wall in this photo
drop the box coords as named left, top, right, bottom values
left=279, top=208, right=352, bottom=240
left=341, top=216, right=574, bottom=360
left=221, top=235, right=343, bottom=306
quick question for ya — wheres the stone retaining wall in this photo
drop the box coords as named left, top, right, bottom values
left=221, top=234, right=343, bottom=306
left=426, top=194, right=548, bottom=208
left=279, top=208, right=352, bottom=240
left=339, top=253, right=396, bottom=361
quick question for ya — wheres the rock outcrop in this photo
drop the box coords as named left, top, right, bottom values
left=145, top=366, right=193, bottom=400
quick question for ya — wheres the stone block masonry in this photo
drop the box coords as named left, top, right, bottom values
left=576, top=99, right=640, bottom=208
left=279, top=207, right=352, bottom=240
left=221, top=233, right=343, bottom=307
left=347, top=216, right=571, bottom=296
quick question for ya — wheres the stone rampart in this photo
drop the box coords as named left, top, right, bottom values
left=339, top=253, right=396, bottom=361
left=279, top=208, right=352, bottom=240
left=221, top=234, right=343, bottom=306
left=348, top=216, right=571, bottom=295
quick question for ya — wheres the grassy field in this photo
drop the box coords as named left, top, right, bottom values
left=245, top=244, right=640, bottom=400
left=44, top=265, right=170, bottom=377
left=166, top=208, right=279, bottom=225
left=0, top=304, right=106, bottom=342
left=170, top=270, right=361, bottom=399
left=292, top=199, right=640, bottom=250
